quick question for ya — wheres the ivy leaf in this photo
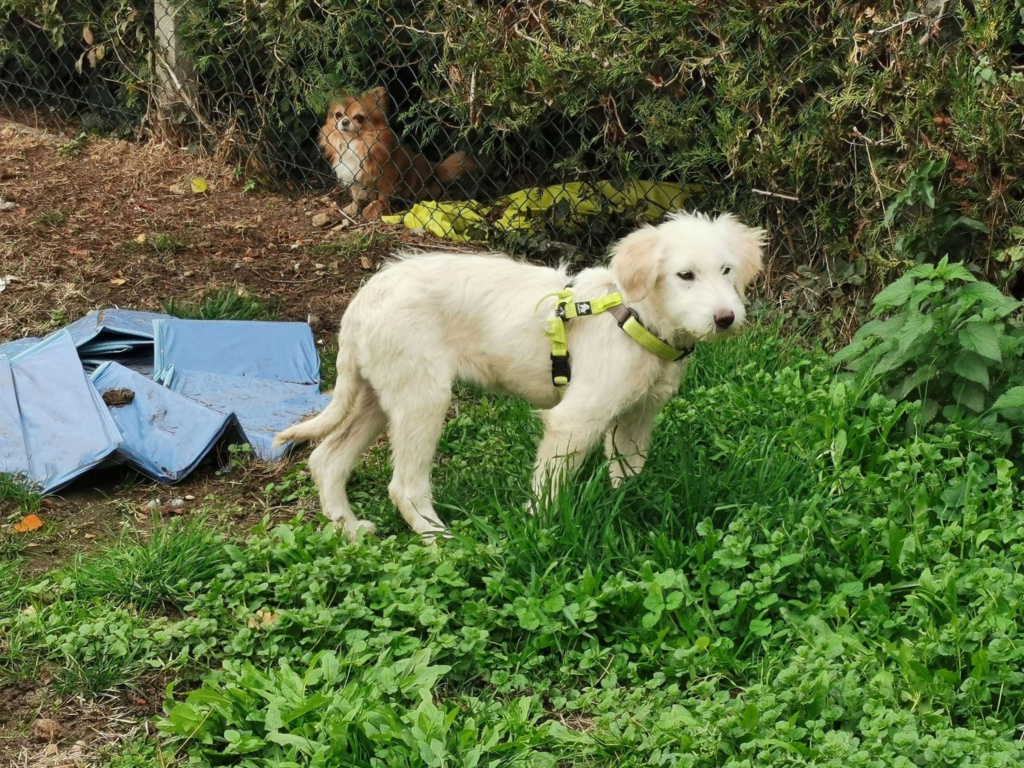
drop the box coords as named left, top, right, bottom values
left=959, top=322, right=1002, bottom=362
left=749, top=619, right=772, bottom=637
left=643, top=591, right=665, bottom=613
left=542, top=593, right=565, bottom=614
left=992, top=386, right=1024, bottom=411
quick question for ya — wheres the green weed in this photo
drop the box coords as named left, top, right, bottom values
left=0, top=474, right=42, bottom=519
left=308, top=229, right=393, bottom=259
left=162, top=289, right=279, bottom=321
left=33, top=209, right=67, bottom=226
left=122, top=232, right=190, bottom=257
left=57, top=517, right=228, bottom=611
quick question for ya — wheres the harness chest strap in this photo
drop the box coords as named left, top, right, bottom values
left=543, top=289, right=693, bottom=388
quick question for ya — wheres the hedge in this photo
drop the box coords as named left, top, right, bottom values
left=1, top=1, right=1023, bottom=280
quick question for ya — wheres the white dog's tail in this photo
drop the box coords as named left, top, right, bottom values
left=272, top=340, right=358, bottom=448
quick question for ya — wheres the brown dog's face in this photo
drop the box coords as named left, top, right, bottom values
left=324, top=87, right=388, bottom=137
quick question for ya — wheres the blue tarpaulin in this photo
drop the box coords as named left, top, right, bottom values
left=163, top=370, right=330, bottom=460
left=91, top=362, right=241, bottom=483
left=0, top=309, right=328, bottom=493
left=1, top=331, right=123, bottom=492
left=153, top=318, right=321, bottom=384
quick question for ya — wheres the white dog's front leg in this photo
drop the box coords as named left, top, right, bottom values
left=530, top=400, right=615, bottom=511
left=605, top=403, right=660, bottom=488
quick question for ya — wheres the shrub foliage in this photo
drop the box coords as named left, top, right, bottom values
left=2, top=1, right=1023, bottom=269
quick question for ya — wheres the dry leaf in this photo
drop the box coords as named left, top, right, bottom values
left=83, top=25, right=94, bottom=45
left=87, top=49, right=97, bottom=69
left=248, top=609, right=279, bottom=629
left=94, top=44, right=105, bottom=62
left=109, top=277, right=127, bottom=286
left=360, top=256, right=372, bottom=269
left=134, top=234, right=146, bottom=243
left=191, top=177, right=208, bottom=194
left=31, top=719, right=61, bottom=742
left=13, top=514, right=43, bottom=533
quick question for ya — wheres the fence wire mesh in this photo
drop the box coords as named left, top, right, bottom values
left=2, top=1, right=1022, bottom=276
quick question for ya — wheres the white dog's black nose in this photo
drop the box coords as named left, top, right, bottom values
left=714, top=310, right=735, bottom=329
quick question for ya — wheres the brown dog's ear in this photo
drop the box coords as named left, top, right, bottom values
left=368, top=86, right=388, bottom=113
left=716, top=214, right=765, bottom=296
left=610, top=226, right=662, bottom=301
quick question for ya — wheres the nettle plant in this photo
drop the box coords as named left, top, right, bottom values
left=835, top=258, right=1024, bottom=436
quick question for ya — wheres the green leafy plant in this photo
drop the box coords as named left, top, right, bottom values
left=884, top=159, right=989, bottom=261
left=835, top=258, right=1024, bottom=432
left=163, top=288, right=279, bottom=322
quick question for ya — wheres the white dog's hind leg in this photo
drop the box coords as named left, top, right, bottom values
left=308, top=386, right=386, bottom=540
left=383, top=384, right=452, bottom=542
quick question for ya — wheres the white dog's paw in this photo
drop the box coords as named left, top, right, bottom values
left=412, top=514, right=451, bottom=545
left=341, top=518, right=377, bottom=541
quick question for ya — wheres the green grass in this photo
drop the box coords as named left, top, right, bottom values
left=162, top=288, right=279, bottom=321
left=122, top=232, right=191, bottom=257
left=60, top=517, right=228, bottom=611
left=33, top=209, right=67, bottom=226
left=308, top=229, right=393, bottom=259
left=0, top=474, right=42, bottom=519
left=3, top=319, right=1024, bottom=766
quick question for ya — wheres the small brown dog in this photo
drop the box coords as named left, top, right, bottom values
left=319, top=87, right=478, bottom=219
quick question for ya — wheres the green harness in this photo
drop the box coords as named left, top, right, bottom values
left=539, top=287, right=693, bottom=388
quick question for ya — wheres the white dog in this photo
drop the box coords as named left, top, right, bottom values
left=274, top=212, right=764, bottom=540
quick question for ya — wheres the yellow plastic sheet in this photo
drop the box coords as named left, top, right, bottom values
left=381, top=181, right=698, bottom=243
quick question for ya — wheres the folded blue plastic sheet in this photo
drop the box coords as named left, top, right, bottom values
left=0, top=310, right=330, bottom=492
left=2, top=332, right=123, bottom=492
left=163, top=369, right=330, bottom=460
left=91, top=362, right=240, bottom=483
left=58, top=309, right=167, bottom=348
left=153, top=319, right=320, bottom=384
left=0, top=337, right=41, bottom=360
left=0, top=359, right=29, bottom=478
left=55, top=309, right=169, bottom=373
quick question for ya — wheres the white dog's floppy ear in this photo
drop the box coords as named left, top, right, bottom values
left=716, top=214, right=765, bottom=295
left=611, top=226, right=662, bottom=301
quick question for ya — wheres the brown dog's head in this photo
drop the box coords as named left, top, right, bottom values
left=323, top=87, right=389, bottom=137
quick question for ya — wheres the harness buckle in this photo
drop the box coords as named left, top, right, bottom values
left=616, top=307, right=640, bottom=328
left=550, top=353, right=571, bottom=387
left=555, top=302, right=567, bottom=320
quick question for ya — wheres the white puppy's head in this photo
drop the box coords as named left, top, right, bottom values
left=610, top=212, right=765, bottom=341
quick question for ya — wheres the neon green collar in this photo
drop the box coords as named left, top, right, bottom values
left=539, top=288, right=693, bottom=387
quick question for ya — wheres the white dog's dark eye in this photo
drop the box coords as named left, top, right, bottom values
left=723, top=266, right=732, bottom=275
left=678, top=271, right=695, bottom=281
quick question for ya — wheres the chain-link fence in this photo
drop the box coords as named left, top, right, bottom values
left=2, top=1, right=1023, bottom=281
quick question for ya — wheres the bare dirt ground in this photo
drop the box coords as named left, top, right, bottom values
left=0, top=117, right=451, bottom=765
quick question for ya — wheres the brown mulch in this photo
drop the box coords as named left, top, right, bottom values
left=0, top=117, right=435, bottom=344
